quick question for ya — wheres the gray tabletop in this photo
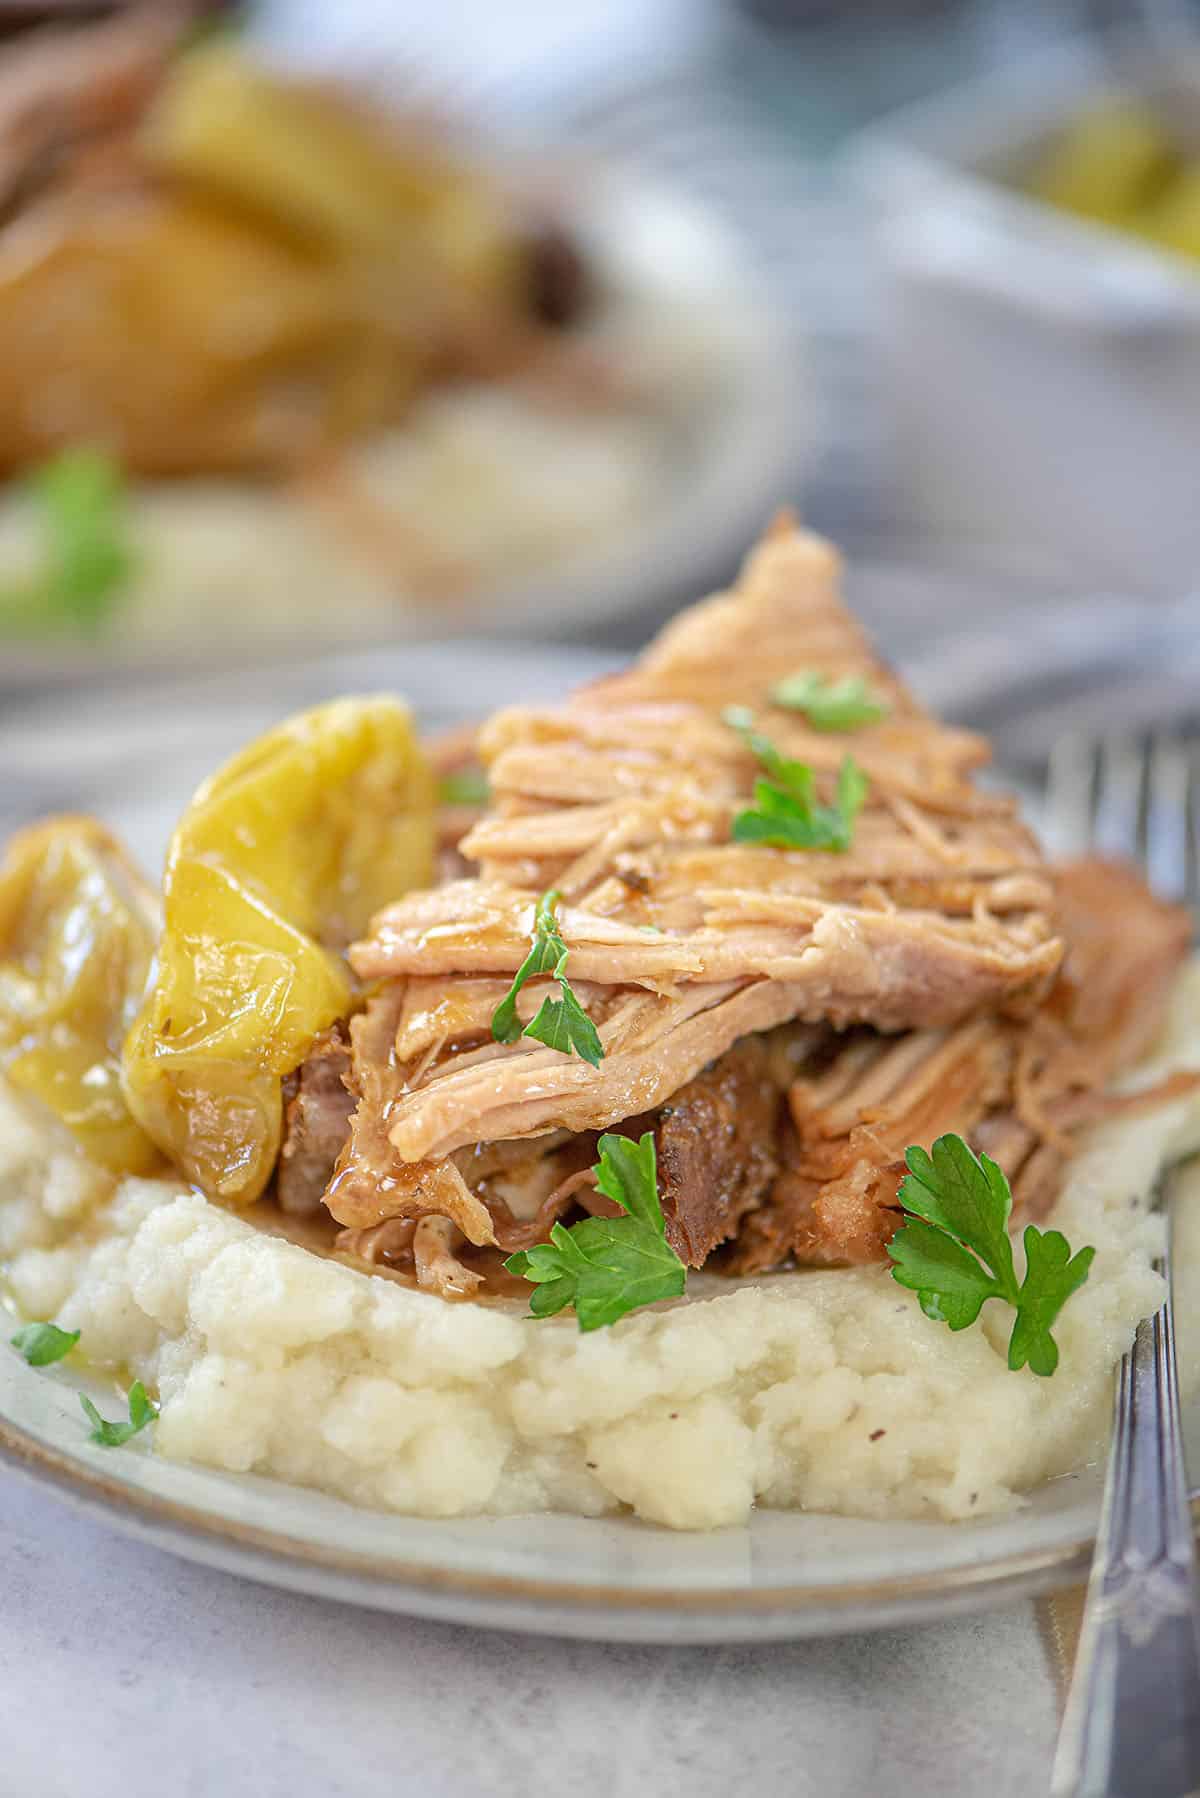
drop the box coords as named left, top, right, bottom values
left=0, top=1466, right=1058, bottom=1798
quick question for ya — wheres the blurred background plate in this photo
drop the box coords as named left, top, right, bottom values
left=0, top=155, right=803, bottom=687
left=7, top=0, right=1199, bottom=695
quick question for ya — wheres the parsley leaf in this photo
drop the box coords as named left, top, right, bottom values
left=1008, top=1229, right=1098, bottom=1377
left=491, top=889, right=570, bottom=1043
left=35, top=449, right=134, bottom=635
left=771, top=670, right=889, bottom=731
left=0, top=448, right=135, bottom=638
left=437, top=768, right=490, bottom=807
left=80, top=1379, right=158, bottom=1448
left=887, top=1133, right=1095, bottom=1376
left=724, top=708, right=867, bottom=852
left=523, top=957, right=604, bottom=1067
left=506, top=1132, right=686, bottom=1330
left=491, top=889, right=604, bottom=1065
left=36, top=448, right=134, bottom=630
left=14, top=1322, right=161, bottom=1439
left=11, top=1322, right=80, bottom=1367
left=722, top=705, right=810, bottom=787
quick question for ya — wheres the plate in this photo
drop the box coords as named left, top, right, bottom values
left=0, top=161, right=803, bottom=689
left=0, top=1384, right=1134, bottom=1645
left=0, top=636, right=1194, bottom=1645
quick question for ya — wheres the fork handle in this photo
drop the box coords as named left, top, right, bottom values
left=1052, top=1283, right=1200, bottom=1798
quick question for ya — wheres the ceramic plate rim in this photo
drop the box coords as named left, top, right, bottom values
left=0, top=1404, right=1113, bottom=1643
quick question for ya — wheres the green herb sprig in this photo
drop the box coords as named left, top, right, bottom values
left=771, top=669, right=889, bottom=731
left=506, top=1132, right=686, bottom=1330
left=437, top=768, right=490, bottom=807
left=11, top=1319, right=159, bottom=1442
left=0, top=448, right=135, bottom=638
left=887, top=1134, right=1095, bottom=1376
left=11, top=1322, right=79, bottom=1366
left=491, top=889, right=604, bottom=1068
left=723, top=707, right=867, bottom=851
left=80, top=1380, right=158, bottom=1448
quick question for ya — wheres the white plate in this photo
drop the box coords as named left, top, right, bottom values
left=0, top=160, right=802, bottom=689
left=0, top=1370, right=1127, bottom=1645
left=0, top=637, right=1191, bottom=1645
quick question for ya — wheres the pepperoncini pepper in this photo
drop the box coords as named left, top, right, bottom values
left=0, top=816, right=160, bottom=1171
left=121, top=695, right=434, bottom=1205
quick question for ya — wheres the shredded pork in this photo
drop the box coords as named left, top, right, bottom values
left=722, top=858, right=1195, bottom=1271
left=277, top=1024, right=355, bottom=1216
left=331, top=522, right=1060, bottom=1262
left=311, top=853, right=1193, bottom=1295
left=294, top=520, right=1194, bottom=1301
left=0, top=4, right=186, bottom=220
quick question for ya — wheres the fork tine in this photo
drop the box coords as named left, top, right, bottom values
left=1045, top=734, right=1097, bottom=858
left=1092, top=736, right=1144, bottom=863
left=1188, top=747, right=1200, bottom=919
left=1048, top=731, right=1199, bottom=913
left=1045, top=734, right=1199, bottom=909
left=1145, top=735, right=1191, bottom=902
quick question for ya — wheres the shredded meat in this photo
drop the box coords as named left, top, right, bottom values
left=326, top=988, right=497, bottom=1245
left=722, top=857, right=1197, bottom=1272
left=412, top=1215, right=482, bottom=1299
left=296, top=522, right=1195, bottom=1296
left=277, top=1025, right=355, bottom=1216
left=0, top=5, right=187, bottom=221
left=304, top=856, right=1194, bottom=1288
left=656, top=1036, right=789, bottom=1266
left=340, top=521, right=1059, bottom=1202
left=337, top=1215, right=416, bottom=1265
left=717, top=1161, right=820, bottom=1278
left=383, top=978, right=825, bottom=1167
left=460, top=1130, right=606, bottom=1251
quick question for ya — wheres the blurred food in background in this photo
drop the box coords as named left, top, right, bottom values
left=0, top=9, right=588, bottom=476
left=0, top=2, right=794, bottom=658
left=849, top=38, right=1200, bottom=599
left=1025, top=98, right=1200, bottom=264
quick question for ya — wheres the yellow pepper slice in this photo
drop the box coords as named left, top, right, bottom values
left=121, top=696, right=434, bottom=1205
left=0, top=816, right=160, bottom=1172
left=1142, top=165, right=1200, bottom=263
left=1027, top=102, right=1177, bottom=227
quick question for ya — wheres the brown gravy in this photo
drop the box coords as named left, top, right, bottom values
left=243, top=1197, right=530, bottom=1303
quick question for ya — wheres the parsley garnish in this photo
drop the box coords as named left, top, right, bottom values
left=438, top=768, right=490, bottom=807
left=506, top=1132, right=686, bottom=1330
left=771, top=669, right=889, bottom=731
left=887, top=1134, right=1095, bottom=1376
left=523, top=979, right=605, bottom=1064
left=724, top=707, right=867, bottom=851
left=79, top=1380, right=158, bottom=1448
left=11, top=1323, right=79, bottom=1366
left=491, top=889, right=604, bottom=1067
left=0, top=448, right=135, bottom=638
left=12, top=1318, right=160, bottom=1442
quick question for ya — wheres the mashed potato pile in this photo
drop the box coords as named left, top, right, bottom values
left=3, top=969, right=1200, bottom=1533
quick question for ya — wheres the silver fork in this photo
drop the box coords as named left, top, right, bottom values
left=1048, top=736, right=1200, bottom=1798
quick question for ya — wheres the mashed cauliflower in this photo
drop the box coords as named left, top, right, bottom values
left=3, top=968, right=1200, bottom=1533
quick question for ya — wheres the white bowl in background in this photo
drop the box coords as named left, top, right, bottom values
left=845, top=36, right=1200, bottom=599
